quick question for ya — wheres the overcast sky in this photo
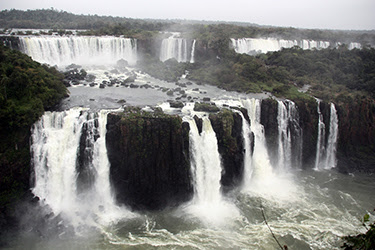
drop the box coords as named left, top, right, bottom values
left=1, top=0, right=374, bottom=30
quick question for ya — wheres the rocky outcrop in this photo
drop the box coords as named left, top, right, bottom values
left=261, top=98, right=319, bottom=169
left=336, top=98, right=375, bottom=173
left=260, top=99, right=279, bottom=166
left=0, top=36, right=21, bottom=51
left=294, top=99, right=319, bottom=168
left=106, top=108, right=193, bottom=210
left=76, top=116, right=99, bottom=193
left=209, top=109, right=246, bottom=192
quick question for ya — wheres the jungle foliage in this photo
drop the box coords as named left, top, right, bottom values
left=342, top=212, right=375, bottom=249
left=0, top=44, right=68, bottom=214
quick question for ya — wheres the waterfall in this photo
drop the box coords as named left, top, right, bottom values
left=241, top=98, right=298, bottom=200
left=238, top=111, right=253, bottom=184
left=187, top=117, right=223, bottom=204
left=159, top=38, right=188, bottom=62
left=277, top=100, right=302, bottom=170
left=184, top=116, right=240, bottom=225
left=190, top=39, right=196, bottom=63
left=31, top=108, right=130, bottom=229
left=241, top=99, right=273, bottom=185
left=231, top=38, right=332, bottom=54
left=324, top=103, right=339, bottom=169
left=314, top=102, right=339, bottom=170
left=277, top=101, right=292, bottom=171
left=348, top=42, right=362, bottom=49
left=314, top=101, right=326, bottom=170
left=19, top=36, right=138, bottom=67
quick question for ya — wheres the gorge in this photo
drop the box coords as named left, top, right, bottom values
left=1, top=28, right=374, bottom=249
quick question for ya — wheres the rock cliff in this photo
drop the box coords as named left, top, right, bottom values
left=336, top=99, right=375, bottom=173
left=106, top=108, right=193, bottom=210
left=208, top=109, right=248, bottom=192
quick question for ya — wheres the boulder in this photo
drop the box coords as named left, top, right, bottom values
left=124, top=75, right=136, bottom=84
left=193, top=102, right=220, bottom=112
left=169, top=101, right=184, bottom=108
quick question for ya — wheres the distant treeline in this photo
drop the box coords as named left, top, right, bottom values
left=1, top=9, right=375, bottom=45
left=140, top=42, right=375, bottom=104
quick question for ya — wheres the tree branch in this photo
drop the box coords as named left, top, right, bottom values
left=260, top=201, right=286, bottom=250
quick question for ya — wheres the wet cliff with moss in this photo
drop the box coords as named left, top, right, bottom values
left=106, top=108, right=193, bottom=210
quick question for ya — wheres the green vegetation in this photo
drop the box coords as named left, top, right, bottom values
left=0, top=8, right=171, bottom=31
left=342, top=211, right=375, bottom=249
left=0, top=44, right=67, bottom=218
left=265, top=46, right=375, bottom=102
left=184, top=43, right=375, bottom=103
left=139, top=56, right=188, bottom=82
left=194, top=102, right=220, bottom=112
left=1, top=9, right=375, bottom=104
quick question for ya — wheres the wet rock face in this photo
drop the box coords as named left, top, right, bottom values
left=293, top=100, right=319, bottom=168
left=106, top=111, right=193, bottom=211
left=0, top=36, right=21, bottom=50
left=208, top=109, right=246, bottom=192
left=336, top=99, right=375, bottom=173
left=260, top=99, right=279, bottom=166
left=261, top=99, right=319, bottom=169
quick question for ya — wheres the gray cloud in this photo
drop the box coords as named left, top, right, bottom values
left=1, top=0, right=374, bottom=30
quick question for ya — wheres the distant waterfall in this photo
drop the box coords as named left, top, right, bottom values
left=190, top=39, right=196, bottom=63
left=19, top=36, right=138, bottom=67
left=159, top=37, right=196, bottom=63
left=277, top=100, right=303, bottom=170
left=31, top=109, right=129, bottom=229
left=159, top=38, right=188, bottom=62
left=186, top=117, right=223, bottom=204
left=314, top=102, right=339, bottom=170
left=347, top=42, right=362, bottom=50
left=231, top=38, right=336, bottom=54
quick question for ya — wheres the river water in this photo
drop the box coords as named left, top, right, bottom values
left=3, top=38, right=374, bottom=249
left=5, top=169, right=375, bottom=249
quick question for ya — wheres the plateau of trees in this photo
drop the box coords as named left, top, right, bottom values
left=139, top=36, right=375, bottom=104
left=0, top=44, right=68, bottom=223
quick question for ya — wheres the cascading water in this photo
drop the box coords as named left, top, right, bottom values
left=187, top=117, right=222, bottom=204
left=325, top=103, right=339, bottom=169
left=159, top=37, right=188, bottom=62
left=190, top=39, right=196, bottom=63
left=238, top=111, right=253, bottom=184
left=241, top=99, right=297, bottom=201
left=241, top=99, right=274, bottom=192
left=19, top=36, right=138, bottom=67
left=242, top=99, right=273, bottom=180
left=314, top=100, right=326, bottom=170
left=314, top=102, right=339, bottom=170
left=277, top=100, right=303, bottom=170
left=184, top=116, right=239, bottom=226
left=30, top=108, right=131, bottom=230
left=16, top=99, right=371, bottom=249
left=231, top=38, right=357, bottom=55
left=277, top=100, right=292, bottom=171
